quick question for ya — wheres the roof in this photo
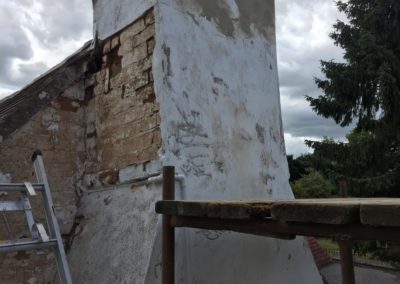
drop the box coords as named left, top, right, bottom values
left=0, top=41, right=94, bottom=140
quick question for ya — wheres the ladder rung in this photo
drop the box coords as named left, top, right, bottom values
left=0, top=200, right=28, bottom=211
left=0, top=183, right=45, bottom=192
left=0, top=238, right=57, bottom=253
left=0, top=153, right=73, bottom=284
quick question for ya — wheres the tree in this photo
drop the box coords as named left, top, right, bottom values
left=305, top=0, right=400, bottom=196
left=287, top=155, right=307, bottom=182
left=307, top=0, right=400, bottom=131
left=306, top=131, right=396, bottom=196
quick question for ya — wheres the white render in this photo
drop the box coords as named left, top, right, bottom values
left=91, top=0, right=323, bottom=283
left=68, top=184, right=161, bottom=284
left=93, top=0, right=155, bottom=39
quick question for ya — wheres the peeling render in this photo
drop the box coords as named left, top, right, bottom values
left=0, top=1, right=322, bottom=283
left=68, top=183, right=161, bottom=284
left=93, top=0, right=275, bottom=42
left=175, top=0, right=235, bottom=37
left=149, top=0, right=322, bottom=283
left=234, top=0, right=275, bottom=41
left=174, top=0, right=275, bottom=41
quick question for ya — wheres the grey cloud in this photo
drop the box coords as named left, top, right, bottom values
left=0, top=88, right=15, bottom=101
left=0, top=4, right=34, bottom=88
left=13, top=62, right=49, bottom=86
left=281, top=97, right=353, bottom=139
left=278, top=44, right=344, bottom=91
left=275, top=0, right=352, bottom=146
left=23, top=0, right=93, bottom=47
left=276, top=0, right=342, bottom=21
left=284, top=134, right=313, bottom=157
left=0, top=58, right=48, bottom=88
left=0, top=0, right=92, bottom=90
left=277, top=29, right=345, bottom=100
left=0, top=10, right=32, bottom=60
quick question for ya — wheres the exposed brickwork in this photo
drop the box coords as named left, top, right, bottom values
left=0, top=9, right=160, bottom=283
left=0, top=83, right=86, bottom=283
left=83, top=9, right=160, bottom=188
left=0, top=250, right=56, bottom=284
left=0, top=87, right=86, bottom=232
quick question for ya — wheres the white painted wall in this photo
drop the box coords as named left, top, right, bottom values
left=90, top=0, right=323, bottom=283
left=68, top=184, right=161, bottom=284
left=150, top=0, right=323, bottom=283
left=93, top=0, right=155, bottom=39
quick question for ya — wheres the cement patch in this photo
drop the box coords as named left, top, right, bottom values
left=68, top=184, right=161, bottom=283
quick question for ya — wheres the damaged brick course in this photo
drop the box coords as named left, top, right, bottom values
left=83, top=9, right=160, bottom=189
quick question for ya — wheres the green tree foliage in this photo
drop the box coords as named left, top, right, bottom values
left=306, top=131, right=396, bottom=196
left=290, top=1, right=400, bottom=262
left=306, top=0, right=400, bottom=132
left=291, top=171, right=336, bottom=198
left=287, top=155, right=307, bottom=182
left=305, top=0, right=400, bottom=196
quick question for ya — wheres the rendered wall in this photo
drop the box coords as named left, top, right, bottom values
left=93, top=0, right=156, bottom=40
left=78, top=0, right=323, bottom=283
left=0, top=1, right=324, bottom=283
left=68, top=183, right=161, bottom=283
left=66, top=10, right=163, bottom=283
left=148, top=0, right=323, bottom=283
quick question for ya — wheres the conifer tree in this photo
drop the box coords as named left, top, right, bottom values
left=306, top=0, right=400, bottom=196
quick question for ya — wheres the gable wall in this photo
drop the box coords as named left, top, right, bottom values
left=0, top=9, right=160, bottom=283
left=0, top=83, right=86, bottom=283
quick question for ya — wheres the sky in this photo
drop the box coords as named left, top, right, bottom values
left=0, top=0, right=353, bottom=157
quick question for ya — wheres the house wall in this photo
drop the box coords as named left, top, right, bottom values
left=68, top=182, right=162, bottom=284
left=146, top=0, right=323, bottom=283
left=0, top=1, right=323, bottom=283
left=0, top=9, right=160, bottom=283
left=66, top=10, right=164, bottom=283
left=0, top=82, right=86, bottom=283
left=0, top=83, right=86, bottom=233
left=83, top=10, right=160, bottom=189
left=67, top=1, right=322, bottom=283
left=93, top=0, right=156, bottom=40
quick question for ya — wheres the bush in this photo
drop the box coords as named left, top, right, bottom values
left=291, top=171, right=336, bottom=198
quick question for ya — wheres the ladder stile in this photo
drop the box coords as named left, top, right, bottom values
left=32, top=152, right=73, bottom=284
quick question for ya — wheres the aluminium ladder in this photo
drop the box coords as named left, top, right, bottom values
left=0, top=150, right=72, bottom=284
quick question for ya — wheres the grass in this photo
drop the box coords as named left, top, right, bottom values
left=316, top=238, right=399, bottom=269
left=316, top=238, right=339, bottom=251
